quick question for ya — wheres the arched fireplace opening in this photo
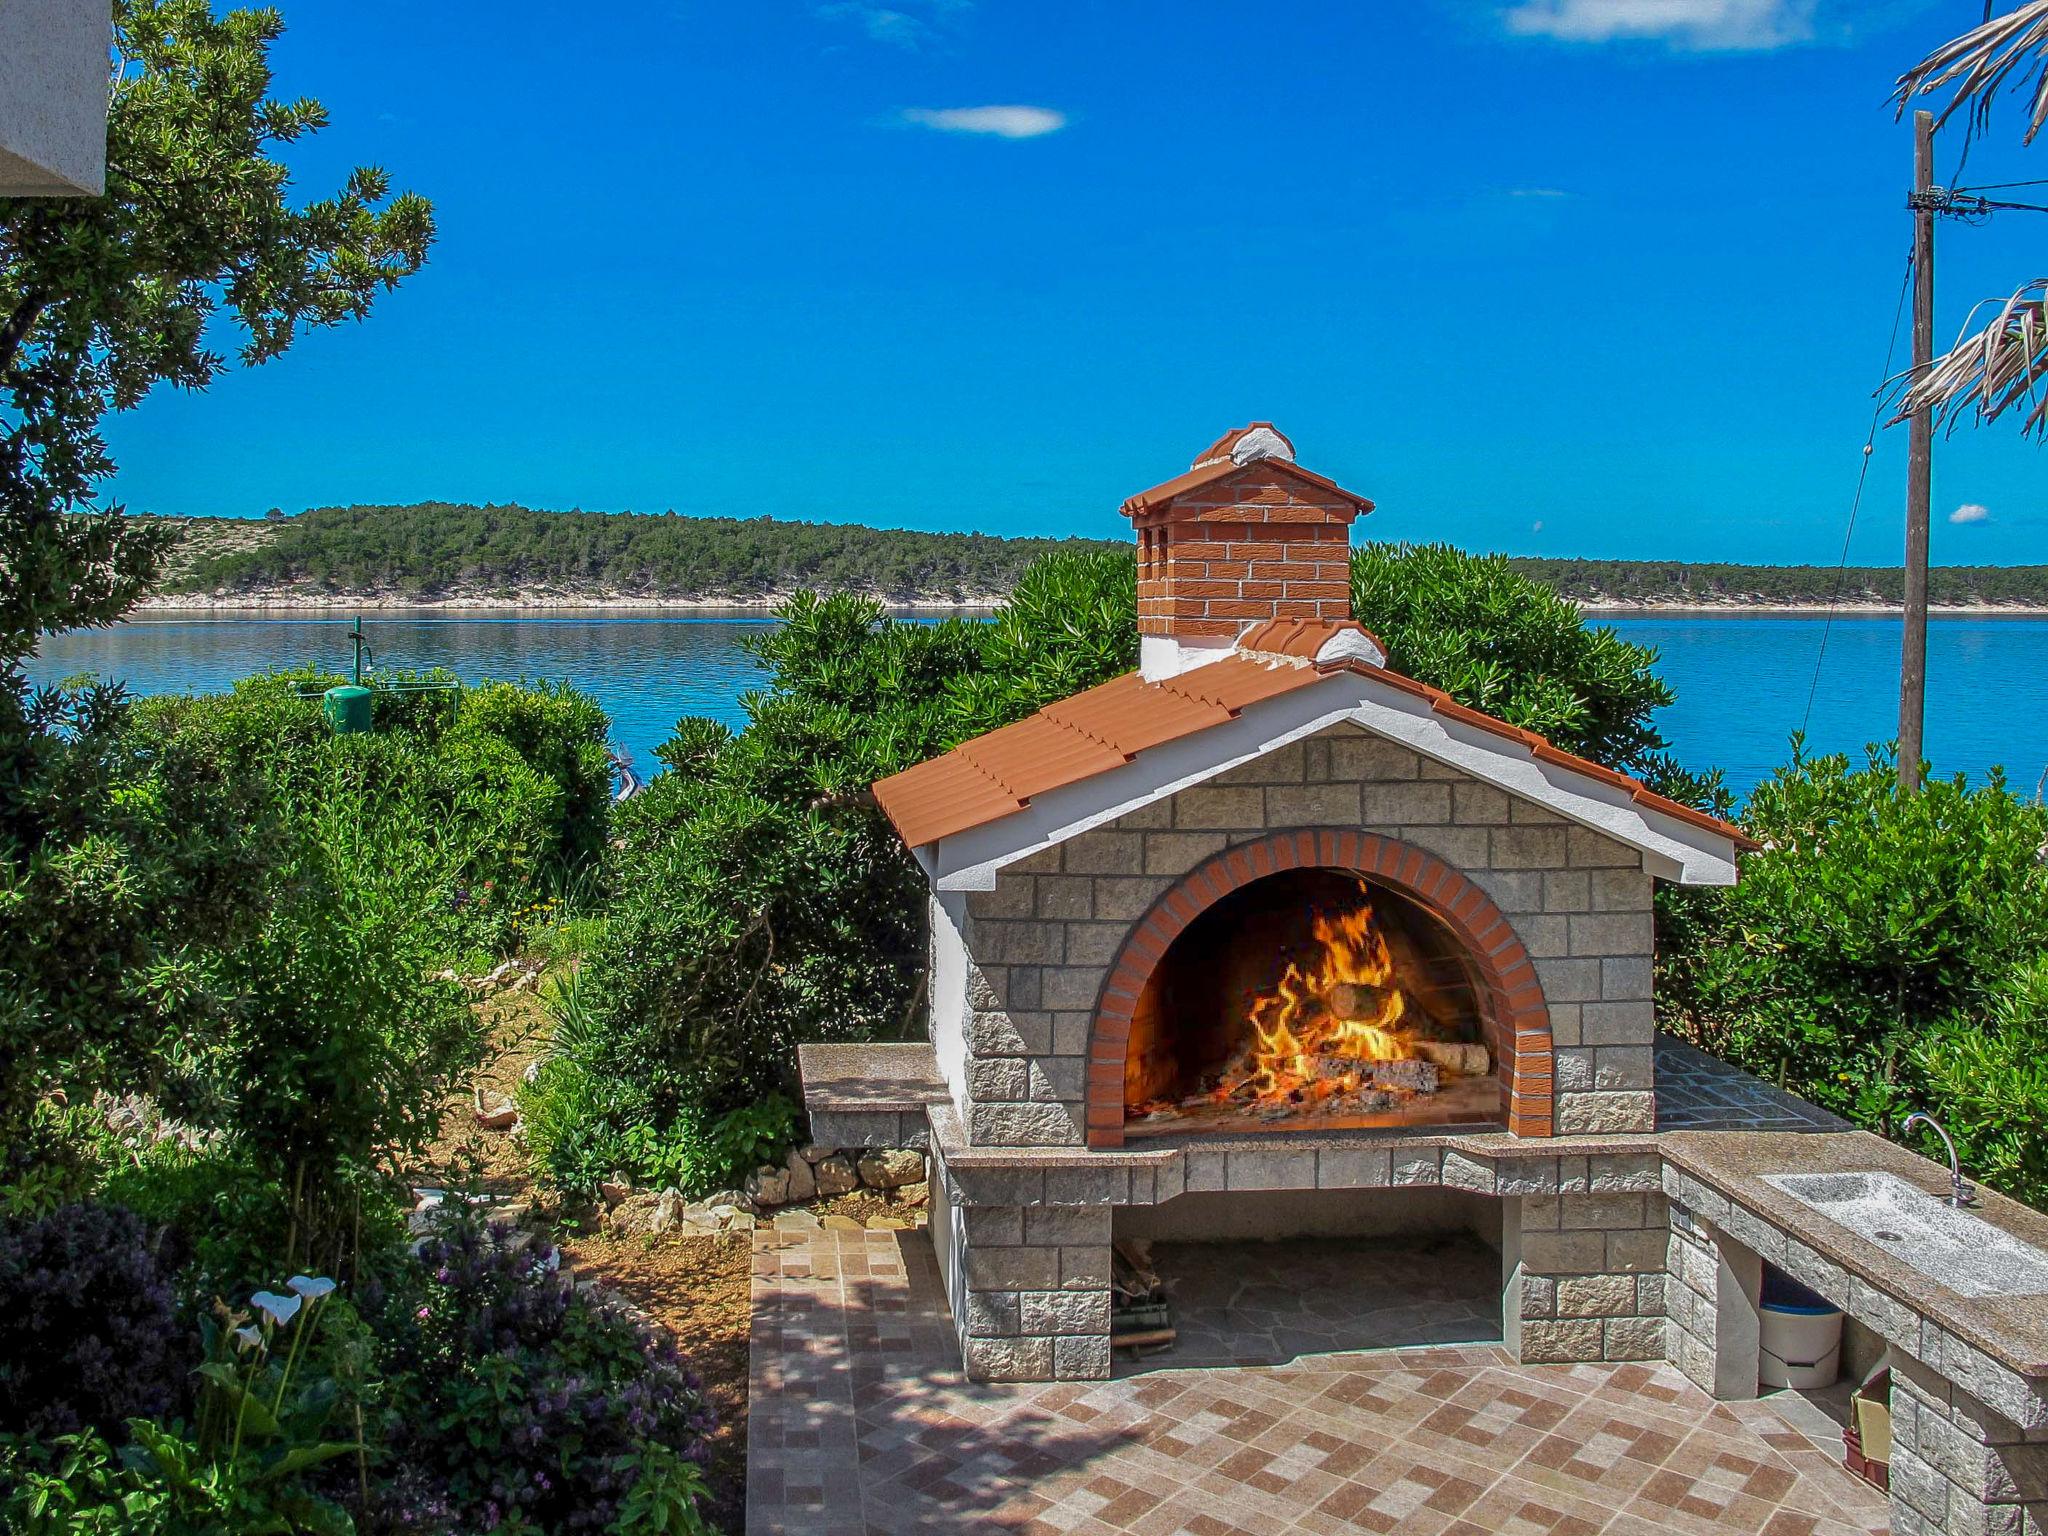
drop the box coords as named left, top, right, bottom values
left=1121, top=866, right=1507, bottom=1138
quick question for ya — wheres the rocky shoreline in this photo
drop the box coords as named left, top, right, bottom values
left=135, top=590, right=2048, bottom=617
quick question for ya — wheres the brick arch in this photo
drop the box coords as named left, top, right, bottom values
left=1085, top=829, right=1554, bottom=1148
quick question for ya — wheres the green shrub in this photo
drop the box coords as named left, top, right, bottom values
left=1659, top=746, right=2048, bottom=1203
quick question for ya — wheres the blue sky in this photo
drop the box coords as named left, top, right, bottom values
left=102, top=0, right=2048, bottom=564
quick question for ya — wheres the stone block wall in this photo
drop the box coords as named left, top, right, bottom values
left=953, top=721, right=1658, bottom=1148
left=1510, top=1190, right=1670, bottom=1364
left=1890, top=1354, right=2048, bottom=1536
left=948, top=1199, right=1115, bottom=1382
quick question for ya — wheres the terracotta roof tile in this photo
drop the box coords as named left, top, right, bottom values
left=1119, top=456, right=1375, bottom=521
left=870, top=648, right=1758, bottom=856
left=1237, top=616, right=1387, bottom=661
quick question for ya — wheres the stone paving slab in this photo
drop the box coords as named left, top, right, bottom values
left=747, top=1227, right=1891, bottom=1535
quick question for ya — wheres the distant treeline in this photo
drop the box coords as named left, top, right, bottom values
left=158, top=504, right=2048, bottom=608
left=163, top=503, right=1123, bottom=601
left=1513, top=559, right=2048, bottom=607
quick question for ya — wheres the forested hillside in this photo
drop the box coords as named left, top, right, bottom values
left=150, top=505, right=2048, bottom=607
left=158, top=503, right=1122, bottom=602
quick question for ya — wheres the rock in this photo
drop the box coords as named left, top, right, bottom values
left=812, top=1156, right=859, bottom=1197
left=605, top=1191, right=664, bottom=1236
left=475, top=1099, right=519, bottom=1131
left=744, top=1164, right=791, bottom=1208
left=866, top=1215, right=908, bottom=1231
left=649, top=1189, right=684, bottom=1234
left=822, top=1213, right=864, bottom=1232
left=773, top=1209, right=821, bottom=1232
left=782, top=1149, right=817, bottom=1203
left=599, top=1179, right=632, bottom=1208
left=798, top=1144, right=835, bottom=1164
left=857, top=1150, right=925, bottom=1190
left=698, top=1188, right=756, bottom=1215
left=896, top=1181, right=929, bottom=1209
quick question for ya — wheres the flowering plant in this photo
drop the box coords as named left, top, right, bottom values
left=370, top=1213, right=715, bottom=1534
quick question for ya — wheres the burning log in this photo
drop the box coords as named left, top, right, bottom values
left=1373, top=1058, right=1440, bottom=1094
left=1414, top=1041, right=1490, bottom=1077
left=1326, top=981, right=1395, bottom=1020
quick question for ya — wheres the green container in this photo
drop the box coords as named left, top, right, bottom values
left=322, top=683, right=375, bottom=735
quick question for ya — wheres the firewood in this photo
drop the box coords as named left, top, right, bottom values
left=1373, top=1059, right=1440, bottom=1094
left=1414, top=1041, right=1490, bottom=1076
left=1111, top=1327, right=1177, bottom=1349
left=1326, top=981, right=1393, bottom=1019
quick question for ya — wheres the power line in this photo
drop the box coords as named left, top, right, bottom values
left=1803, top=249, right=1917, bottom=738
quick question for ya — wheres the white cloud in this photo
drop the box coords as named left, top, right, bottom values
left=1501, top=0, right=1819, bottom=50
left=901, top=105, right=1067, bottom=139
left=1509, top=187, right=1573, bottom=199
left=1949, top=502, right=1991, bottom=525
left=1532, top=520, right=1546, bottom=532
left=816, top=0, right=970, bottom=49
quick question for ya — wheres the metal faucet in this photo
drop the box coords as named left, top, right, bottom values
left=1902, top=1112, right=1977, bottom=1207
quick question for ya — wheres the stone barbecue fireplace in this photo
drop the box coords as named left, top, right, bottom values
left=1106, top=831, right=1548, bottom=1142
left=805, top=424, right=1752, bottom=1385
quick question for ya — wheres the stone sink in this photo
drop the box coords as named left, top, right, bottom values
left=1762, top=1170, right=2048, bottom=1299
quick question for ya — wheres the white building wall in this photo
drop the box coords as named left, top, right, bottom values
left=1, top=0, right=109, bottom=196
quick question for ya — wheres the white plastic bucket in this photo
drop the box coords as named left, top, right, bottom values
left=1759, top=1300, right=1844, bottom=1389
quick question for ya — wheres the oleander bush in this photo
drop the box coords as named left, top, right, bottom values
left=1659, top=745, right=2048, bottom=1204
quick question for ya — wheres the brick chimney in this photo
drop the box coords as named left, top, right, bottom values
left=1121, top=424, right=1373, bottom=678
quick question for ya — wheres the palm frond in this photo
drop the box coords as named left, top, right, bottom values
left=1894, top=0, right=2048, bottom=145
left=1898, top=279, right=2048, bottom=434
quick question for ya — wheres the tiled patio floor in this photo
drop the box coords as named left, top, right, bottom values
left=1136, top=1234, right=1503, bottom=1370
left=746, top=1227, right=1892, bottom=1535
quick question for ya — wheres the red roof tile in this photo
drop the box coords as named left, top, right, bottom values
left=1236, top=616, right=1387, bottom=662
left=1119, top=455, right=1375, bottom=521
left=870, top=651, right=1757, bottom=855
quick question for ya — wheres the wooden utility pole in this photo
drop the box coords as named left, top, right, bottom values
left=1900, top=108, right=1936, bottom=794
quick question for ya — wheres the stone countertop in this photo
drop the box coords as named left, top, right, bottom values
left=1662, top=1128, right=2048, bottom=1379
left=797, top=1042, right=948, bottom=1112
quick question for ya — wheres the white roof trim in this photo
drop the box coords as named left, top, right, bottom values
left=925, top=668, right=1740, bottom=891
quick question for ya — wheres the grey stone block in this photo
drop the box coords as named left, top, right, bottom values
left=1522, top=1230, right=1607, bottom=1274
left=1536, top=959, right=1604, bottom=1003
left=1316, top=1146, right=1392, bottom=1188
left=1142, top=831, right=1228, bottom=875
left=1226, top=1147, right=1318, bottom=1191
left=1496, top=1160, right=1561, bottom=1196
left=1568, top=912, right=1654, bottom=958
left=1361, top=782, right=1451, bottom=824
left=1521, top=1274, right=1558, bottom=1318
left=1491, top=826, right=1569, bottom=869
left=1543, top=870, right=1592, bottom=913
left=961, top=1207, right=1024, bottom=1246
left=1059, top=1244, right=1112, bottom=1290
left=1037, top=968, right=1104, bottom=1011
left=1059, top=922, right=1126, bottom=968
left=1184, top=1149, right=1226, bottom=1193
left=1171, top=786, right=1265, bottom=829
left=1452, top=782, right=1511, bottom=825
left=1392, top=1149, right=1442, bottom=1186
left=1600, top=956, right=1655, bottom=1000
left=1558, top=1273, right=1636, bottom=1318
left=1559, top=1193, right=1645, bottom=1230
left=1518, top=914, right=1571, bottom=958
left=1328, top=737, right=1418, bottom=780
left=1603, top=1315, right=1664, bottom=1361
left=970, top=1101, right=1083, bottom=1147
left=1023, top=1207, right=1111, bottom=1246
left=1442, top=1151, right=1496, bottom=1194
left=1567, top=826, right=1638, bottom=868
left=1555, top=1048, right=1596, bottom=1092
left=1062, top=832, right=1145, bottom=876
left=968, top=879, right=1036, bottom=921
left=1589, top=869, right=1653, bottom=911
left=1590, top=1046, right=1655, bottom=1091
left=1520, top=1318, right=1605, bottom=1363
left=974, top=921, right=1065, bottom=966
left=963, top=1290, right=1021, bottom=1338
left=964, top=1336, right=1054, bottom=1382
left=965, top=1246, right=1059, bottom=1292
left=1266, top=783, right=1363, bottom=825
left=1028, top=1057, right=1086, bottom=1103
left=1400, top=825, right=1491, bottom=870
left=1605, top=1229, right=1668, bottom=1274
left=1020, top=1289, right=1111, bottom=1337
left=967, top=1058, right=1030, bottom=1101
left=1587, top=1153, right=1662, bottom=1193
left=1053, top=1335, right=1112, bottom=1381
left=1555, top=1090, right=1655, bottom=1135
left=1091, top=877, right=1164, bottom=921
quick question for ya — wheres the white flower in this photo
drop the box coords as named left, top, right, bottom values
left=287, top=1275, right=336, bottom=1301
left=233, top=1325, right=265, bottom=1352
left=249, top=1290, right=302, bottom=1327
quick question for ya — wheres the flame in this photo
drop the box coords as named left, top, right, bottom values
left=1235, top=880, right=1416, bottom=1105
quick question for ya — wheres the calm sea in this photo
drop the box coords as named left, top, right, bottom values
left=22, top=611, right=2048, bottom=801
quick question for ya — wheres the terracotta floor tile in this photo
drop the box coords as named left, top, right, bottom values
left=744, top=1228, right=1893, bottom=1536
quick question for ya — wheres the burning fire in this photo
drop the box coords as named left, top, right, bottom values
left=1239, top=882, right=1417, bottom=1105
